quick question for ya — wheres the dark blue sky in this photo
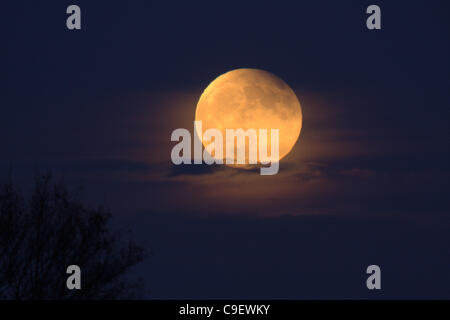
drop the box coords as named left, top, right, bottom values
left=2, top=1, right=450, bottom=298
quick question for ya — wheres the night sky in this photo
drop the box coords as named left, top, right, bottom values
left=2, top=1, right=450, bottom=298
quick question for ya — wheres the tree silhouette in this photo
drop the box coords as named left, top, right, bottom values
left=0, top=173, right=145, bottom=299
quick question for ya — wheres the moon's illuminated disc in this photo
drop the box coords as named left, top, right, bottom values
left=195, top=68, right=302, bottom=165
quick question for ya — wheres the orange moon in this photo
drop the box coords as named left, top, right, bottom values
left=195, top=68, right=302, bottom=165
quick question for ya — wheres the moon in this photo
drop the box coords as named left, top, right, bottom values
left=195, top=68, right=302, bottom=166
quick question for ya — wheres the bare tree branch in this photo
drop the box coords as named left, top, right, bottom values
left=0, top=173, right=146, bottom=299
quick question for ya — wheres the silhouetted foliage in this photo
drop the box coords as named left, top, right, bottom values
left=0, top=173, right=145, bottom=299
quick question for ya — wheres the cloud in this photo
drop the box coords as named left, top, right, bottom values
left=167, top=163, right=223, bottom=177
